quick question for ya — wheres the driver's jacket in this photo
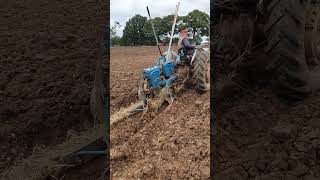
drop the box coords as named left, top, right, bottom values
left=178, top=37, right=193, bottom=49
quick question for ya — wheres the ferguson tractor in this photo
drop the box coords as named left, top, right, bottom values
left=137, top=47, right=210, bottom=106
left=137, top=3, right=210, bottom=107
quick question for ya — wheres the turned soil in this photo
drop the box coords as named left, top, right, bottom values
left=0, top=0, right=107, bottom=178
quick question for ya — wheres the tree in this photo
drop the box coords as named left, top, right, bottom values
left=159, top=15, right=174, bottom=36
left=122, top=14, right=147, bottom=46
left=156, top=15, right=184, bottom=43
left=119, top=10, right=210, bottom=46
left=184, top=10, right=209, bottom=38
left=110, top=21, right=121, bottom=37
left=143, top=19, right=157, bottom=45
left=111, top=36, right=121, bottom=46
left=110, top=21, right=121, bottom=46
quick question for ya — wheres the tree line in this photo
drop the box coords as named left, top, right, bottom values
left=110, top=10, right=209, bottom=46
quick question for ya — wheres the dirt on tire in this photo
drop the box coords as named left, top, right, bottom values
left=265, top=0, right=310, bottom=100
left=192, top=48, right=210, bottom=93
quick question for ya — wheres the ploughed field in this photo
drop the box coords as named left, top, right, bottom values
left=110, top=46, right=210, bottom=179
left=0, top=0, right=106, bottom=179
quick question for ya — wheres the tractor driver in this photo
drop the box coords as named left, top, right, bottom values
left=178, top=28, right=195, bottom=61
left=178, top=28, right=194, bottom=50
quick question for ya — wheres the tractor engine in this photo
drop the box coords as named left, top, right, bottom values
left=138, top=56, right=176, bottom=103
left=144, top=58, right=175, bottom=89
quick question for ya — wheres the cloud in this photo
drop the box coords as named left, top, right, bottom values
left=111, top=0, right=210, bottom=36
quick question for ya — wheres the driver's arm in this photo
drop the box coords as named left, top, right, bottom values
left=182, top=38, right=194, bottom=49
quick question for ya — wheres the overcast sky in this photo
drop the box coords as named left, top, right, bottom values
left=111, top=0, right=210, bottom=37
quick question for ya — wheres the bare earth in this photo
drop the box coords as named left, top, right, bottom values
left=0, top=0, right=107, bottom=179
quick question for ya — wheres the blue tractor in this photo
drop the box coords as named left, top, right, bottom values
left=138, top=5, right=210, bottom=107
left=138, top=47, right=210, bottom=106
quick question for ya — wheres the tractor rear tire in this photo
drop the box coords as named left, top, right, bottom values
left=264, top=0, right=311, bottom=101
left=192, top=48, right=210, bottom=93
